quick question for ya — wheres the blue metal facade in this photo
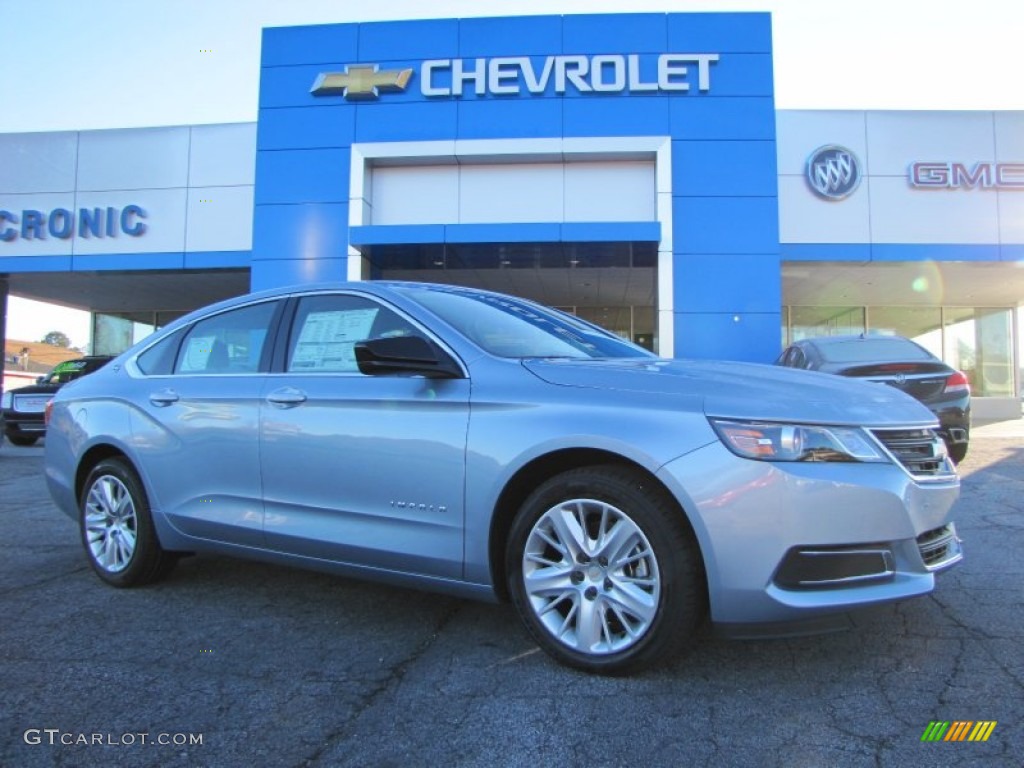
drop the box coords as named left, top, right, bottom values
left=253, top=13, right=780, bottom=362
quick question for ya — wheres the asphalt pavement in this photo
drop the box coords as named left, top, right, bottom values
left=1, top=426, right=1022, bottom=768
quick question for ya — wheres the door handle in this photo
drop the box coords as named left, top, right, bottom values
left=148, top=389, right=179, bottom=407
left=266, top=387, right=307, bottom=408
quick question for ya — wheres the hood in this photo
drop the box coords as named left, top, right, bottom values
left=522, top=358, right=937, bottom=427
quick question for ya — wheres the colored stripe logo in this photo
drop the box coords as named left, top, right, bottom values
left=921, top=721, right=997, bottom=742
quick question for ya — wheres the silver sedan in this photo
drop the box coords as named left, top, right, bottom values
left=45, top=282, right=962, bottom=673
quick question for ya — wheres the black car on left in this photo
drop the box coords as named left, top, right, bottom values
left=1, top=355, right=112, bottom=446
left=776, top=335, right=971, bottom=463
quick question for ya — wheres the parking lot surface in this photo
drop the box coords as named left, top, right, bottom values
left=2, top=426, right=1022, bottom=768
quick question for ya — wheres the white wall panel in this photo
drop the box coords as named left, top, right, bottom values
left=995, top=113, right=1024, bottom=158
left=73, top=189, right=187, bottom=254
left=189, top=124, right=257, bottom=187
left=370, top=159, right=656, bottom=225
left=865, top=112, right=996, bottom=176
left=998, top=192, right=1024, bottom=243
left=869, top=176, right=999, bottom=244
left=185, top=186, right=254, bottom=252
left=459, top=164, right=564, bottom=223
left=778, top=175, right=871, bottom=243
left=0, top=193, right=76, bottom=256
left=77, top=127, right=190, bottom=191
left=0, top=133, right=78, bottom=193
left=564, top=161, right=654, bottom=222
left=775, top=111, right=867, bottom=176
left=371, top=166, right=459, bottom=225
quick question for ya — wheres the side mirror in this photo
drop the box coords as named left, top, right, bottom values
left=354, top=336, right=462, bottom=379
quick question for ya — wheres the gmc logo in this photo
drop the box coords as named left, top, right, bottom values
left=909, top=162, right=1024, bottom=189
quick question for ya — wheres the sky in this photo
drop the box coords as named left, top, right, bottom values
left=2, top=0, right=1023, bottom=347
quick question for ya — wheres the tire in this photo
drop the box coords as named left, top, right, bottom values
left=948, top=442, right=968, bottom=465
left=8, top=435, right=39, bottom=447
left=506, top=465, right=706, bottom=674
left=79, top=458, right=177, bottom=587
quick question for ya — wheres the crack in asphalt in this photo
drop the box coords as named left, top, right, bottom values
left=0, top=565, right=90, bottom=597
left=296, top=601, right=463, bottom=767
left=927, top=593, right=1024, bottom=695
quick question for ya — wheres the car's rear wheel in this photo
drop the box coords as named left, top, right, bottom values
left=8, top=435, right=38, bottom=447
left=80, top=458, right=176, bottom=587
left=507, top=465, right=705, bottom=674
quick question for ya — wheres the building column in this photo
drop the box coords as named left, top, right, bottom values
left=0, top=277, right=8, bottom=400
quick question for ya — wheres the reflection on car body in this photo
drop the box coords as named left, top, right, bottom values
left=45, top=283, right=962, bottom=673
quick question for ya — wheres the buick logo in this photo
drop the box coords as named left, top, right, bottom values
left=806, top=145, right=862, bottom=200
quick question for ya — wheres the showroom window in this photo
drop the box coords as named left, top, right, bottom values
left=866, top=307, right=943, bottom=358
left=944, top=308, right=1014, bottom=397
left=787, top=306, right=865, bottom=342
left=783, top=305, right=1017, bottom=397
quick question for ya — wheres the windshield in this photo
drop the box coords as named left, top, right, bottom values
left=818, top=338, right=934, bottom=364
left=397, top=285, right=655, bottom=360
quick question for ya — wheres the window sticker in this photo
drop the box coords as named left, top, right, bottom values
left=180, top=335, right=217, bottom=372
left=291, top=309, right=378, bottom=371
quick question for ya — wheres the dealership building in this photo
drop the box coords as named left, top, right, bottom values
left=1, top=12, right=1021, bottom=417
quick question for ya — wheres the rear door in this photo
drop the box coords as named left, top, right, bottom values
left=131, top=300, right=281, bottom=546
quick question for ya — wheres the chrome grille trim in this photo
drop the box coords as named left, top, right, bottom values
left=917, top=523, right=963, bottom=572
left=870, top=427, right=958, bottom=481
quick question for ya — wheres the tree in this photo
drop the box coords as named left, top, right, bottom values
left=42, top=331, right=71, bottom=348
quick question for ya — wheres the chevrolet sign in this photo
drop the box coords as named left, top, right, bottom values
left=312, top=54, right=720, bottom=100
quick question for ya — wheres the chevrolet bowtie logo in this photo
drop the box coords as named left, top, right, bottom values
left=310, top=65, right=413, bottom=100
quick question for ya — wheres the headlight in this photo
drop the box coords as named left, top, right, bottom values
left=709, top=419, right=888, bottom=463
left=0, top=392, right=11, bottom=409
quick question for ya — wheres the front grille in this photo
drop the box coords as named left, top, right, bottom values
left=917, top=523, right=963, bottom=571
left=870, top=428, right=956, bottom=480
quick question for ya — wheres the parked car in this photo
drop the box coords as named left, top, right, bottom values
left=775, top=335, right=970, bottom=463
left=1, top=355, right=112, bottom=446
left=45, top=284, right=962, bottom=674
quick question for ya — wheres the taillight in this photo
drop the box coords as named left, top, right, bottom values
left=944, top=371, right=970, bottom=394
left=44, top=399, right=54, bottom=425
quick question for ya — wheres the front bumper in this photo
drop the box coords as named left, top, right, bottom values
left=657, top=440, right=961, bottom=630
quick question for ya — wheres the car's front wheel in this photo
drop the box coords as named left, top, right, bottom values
left=80, top=458, right=177, bottom=587
left=7, top=435, right=38, bottom=447
left=507, top=465, right=705, bottom=674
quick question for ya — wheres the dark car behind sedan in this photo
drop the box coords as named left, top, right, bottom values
left=776, top=335, right=970, bottom=463
left=1, top=355, right=112, bottom=446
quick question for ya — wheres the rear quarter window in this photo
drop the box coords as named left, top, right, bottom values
left=136, top=331, right=184, bottom=376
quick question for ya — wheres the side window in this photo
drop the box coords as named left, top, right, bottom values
left=791, top=348, right=807, bottom=368
left=174, top=302, right=277, bottom=375
left=137, top=330, right=183, bottom=376
left=287, top=295, right=421, bottom=374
